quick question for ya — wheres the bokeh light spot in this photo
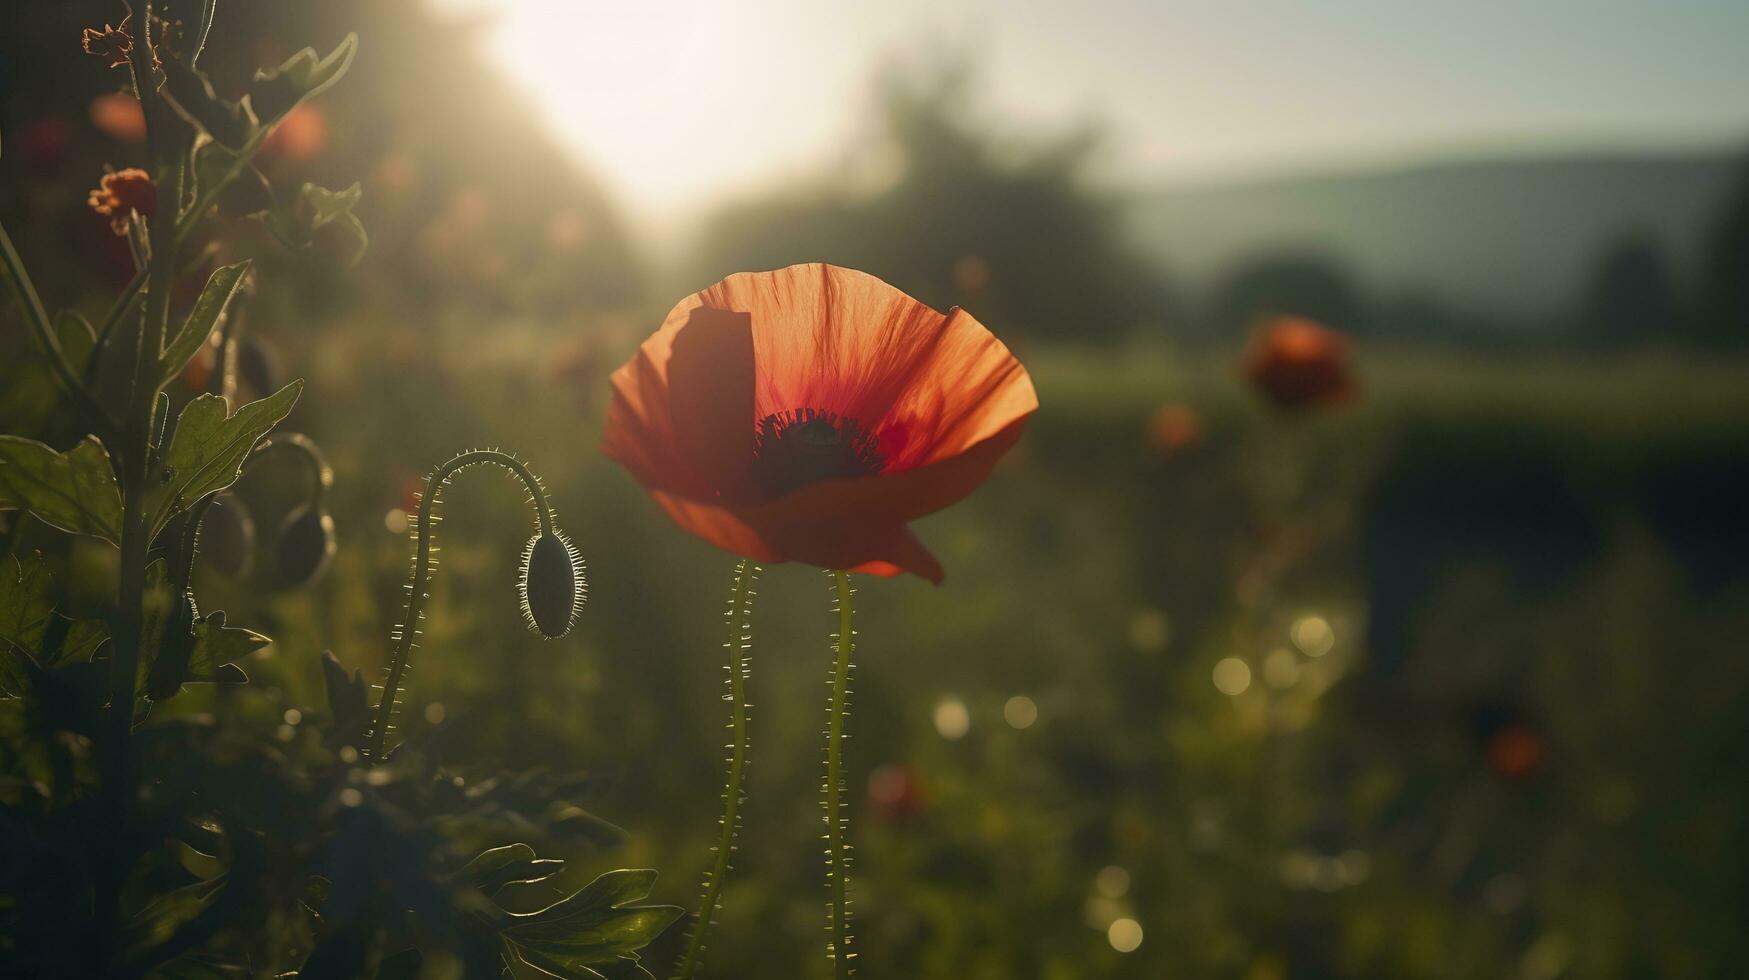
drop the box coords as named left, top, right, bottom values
left=425, top=702, right=447, bottom=725
left=1292, top=615, right=1335, bottom=657
left=1003, top=695, right=1038, bottom=729
left=933, top=697, right=970, bottom=740
left=1213, top=657, right=1252, bottom=696
left=1095, top=865, right=1131, bottom=898
left=1107, top=917, right=1143, bottom=952
left=384, top=508, right=410, bottom=535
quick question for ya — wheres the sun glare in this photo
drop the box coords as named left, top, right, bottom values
left=440, top=0, right=860, bottom=224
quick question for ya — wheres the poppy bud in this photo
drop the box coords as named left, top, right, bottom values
left=200, top=493, right=256, bottom=579
left=277, top=505, right=336, bottom=589
left=518, top=530, right=585, bottom=638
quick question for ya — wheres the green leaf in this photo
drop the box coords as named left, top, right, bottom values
left=161, top=261, right=250, bottom=385
left=0, top=553, right=54, bottom=695
left=509, top=947, right=612, bottom=980
left=502, top=870, right=681, bottom=971
left=148, top=382, right=303, bottom=539
left=57, top=619, right=109, bottom=666
left=250, top=34, right=358, bottom=127
left=55, top=309, right=98, bottom=376
left=123, top=877, right=224, bottom=960
left=0, top=553, right=54, bottom=656
left=321, top=651, right=370, bottom=749
left=263, top=183, right=368, bottom=267
left=162, top=55, right=257, bottom=147
left=0, top=435, right=124, bottom=544
left=185, top=611, right=267, bottom=683
left=459, top=843, right=566, bottom=896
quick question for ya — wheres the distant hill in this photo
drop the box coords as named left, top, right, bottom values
left=1127, top=148, right=1746, bottom=326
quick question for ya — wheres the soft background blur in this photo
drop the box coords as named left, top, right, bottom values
left=5, top=1, right=1749, bottom=976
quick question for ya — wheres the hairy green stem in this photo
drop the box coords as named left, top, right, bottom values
left=823, top=570, right=856, bottom=978
left=366, top=450, right=555, bottom=761
left=97, top=9, right=181, bottom=963
left=675, top=559, right=759, bottom=980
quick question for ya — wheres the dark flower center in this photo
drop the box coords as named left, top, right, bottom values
left=752, top=408, right=885, bottom=496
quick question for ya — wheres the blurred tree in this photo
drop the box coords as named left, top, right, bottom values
left=1575, top=231, right=1676, bottom=346
left=1693, top=154, right=1749, bottom=346
left=690, top=60, right=1176, bottom=343
left=1209, top=249, right=1367, bottom=338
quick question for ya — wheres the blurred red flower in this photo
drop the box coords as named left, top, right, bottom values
left=603, top=263, right=1037, bottom=583
left=262, top=105, right=329, bottom=162
left=87, top=168, right=156, bottom=235
left=867, top=763, right=926, bottom=822
left=1241, top=315, right=1357, bottom=409
left=90, top=92, right=147, bottom=143
left=1146, top=403, right=1203, bottom=452
left=1488, top=724, right=1543, bottom=780
left=18, top=117, right=72, bottom=174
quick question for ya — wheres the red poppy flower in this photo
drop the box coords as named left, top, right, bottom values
left=1241, top=314, right=1357, bottom=409
left=603, top=263, right=1036, bottom=583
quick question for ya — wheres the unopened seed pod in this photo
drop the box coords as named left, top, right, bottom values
left=199, top=493, right=256, bottom=579
left=277, top=504, right=336, bottom=589
left=518, top=530, right=585, bottom=638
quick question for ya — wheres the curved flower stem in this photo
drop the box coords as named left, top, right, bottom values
left=365, top=449, right=555, bottom=762
left=823, top=570, right=856, bottom=978
left=674, top=559, right=759, bottom=980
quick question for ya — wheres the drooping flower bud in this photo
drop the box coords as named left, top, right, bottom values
left=518, top=530, right=585, bottom=639
left=277, top=504, right=336, bottom=589
left=200, top=493, right=255, bottom=580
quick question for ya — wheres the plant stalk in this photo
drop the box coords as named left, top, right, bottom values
left=675, top=559, right=758, bottom=980
left=366, top=450, right=554, bottom=761
left=824, top=570, right=856, bottom=978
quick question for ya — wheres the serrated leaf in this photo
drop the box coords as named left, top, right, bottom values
left=0, top=554, right=54, bottom=696
left=56, top=619, right=109, bottom=667
left=262, top=183, right=368, bottom=267
left=162, top=55, right=257, bottom=147
left=0, top=435, right=123, bottom=544
left=148, top=382, right=303, bottom=539
left=0, top=553, right=54, bottom=656
left=510, top=946, right=612, bottom=980
left=185, top=611, right=268, bottom=683
left=321, top=651, right=370, bottom=749
left=250, top=34, right=358, bottom=127
left=502, top=870, right=681, bottom=968
left=161, top=261, right=250, bottom=385
left=459, top=843, right=566, bottom=896
left=123, top=877, right=224, bottom=960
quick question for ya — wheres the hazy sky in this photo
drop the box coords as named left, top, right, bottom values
left=441, top=0, right=1749, bottom=226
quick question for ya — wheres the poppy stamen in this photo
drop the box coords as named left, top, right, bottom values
left=753, top=408, right=884, bottom=496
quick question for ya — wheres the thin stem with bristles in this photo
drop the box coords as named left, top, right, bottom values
left=366, top=449, right=555, bottom=761
left=823, top=569, right=856, bottom=978
left=674, top=559, right=759, bottom=980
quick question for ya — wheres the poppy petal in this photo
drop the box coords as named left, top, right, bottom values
left=667, top=306, right=757, bottom=498
left=743, top=417, right=1028, bottom=527
left=692, top=266, right=1037, bottom=475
